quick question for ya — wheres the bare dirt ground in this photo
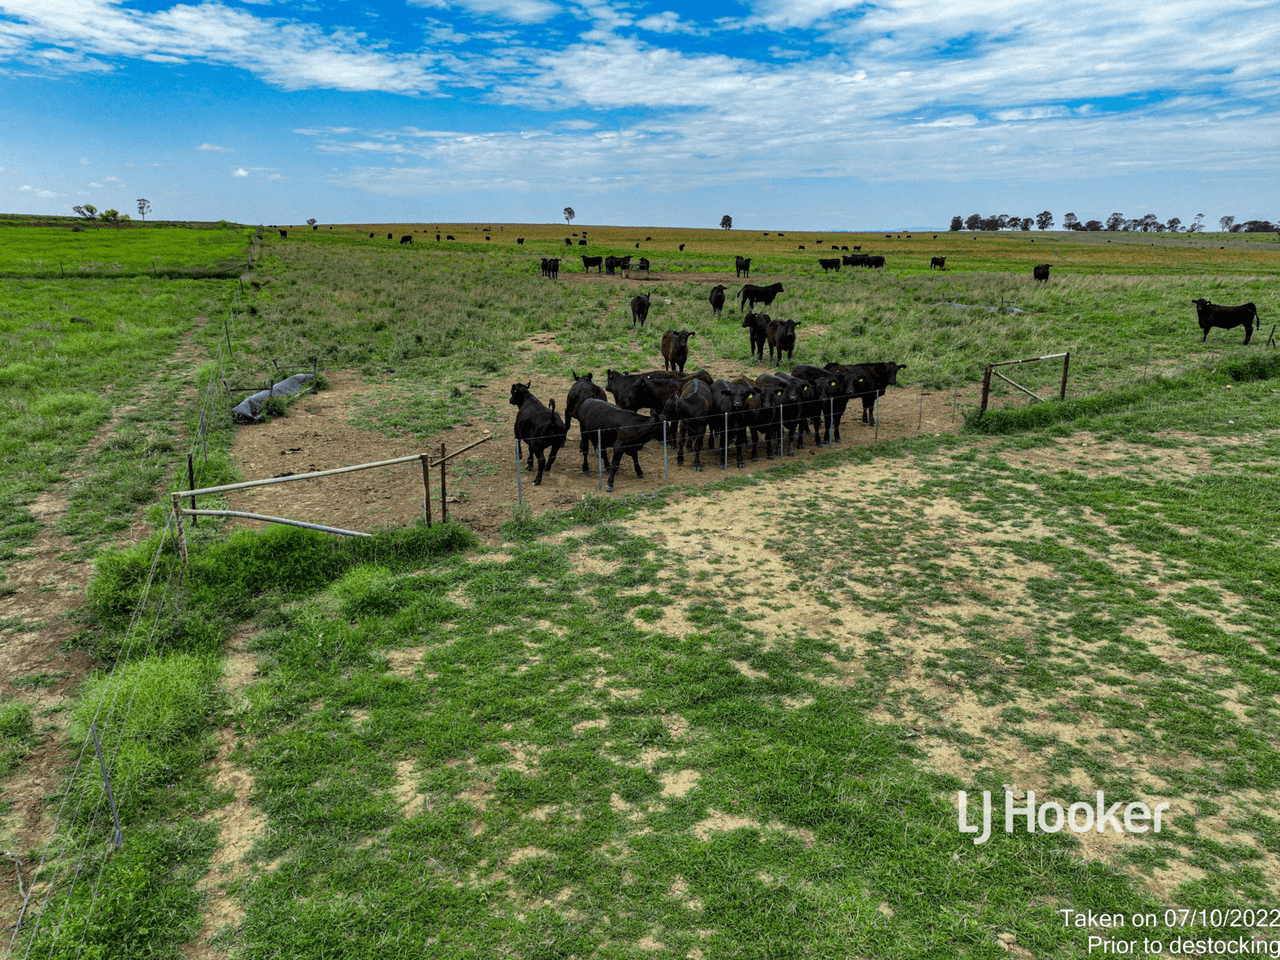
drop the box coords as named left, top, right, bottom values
left=223, top=367, right=972, bottom=543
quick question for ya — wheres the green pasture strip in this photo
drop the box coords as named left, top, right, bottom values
left=0, top=277, right=236, bottom=578
left=7, top=523, right=475, bottom=959
left=0, top=224, right=253, bottom=279
left=270, top=225, right=1280, bottom=278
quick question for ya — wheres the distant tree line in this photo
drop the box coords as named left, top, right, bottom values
left=949, top=212, right=1277, bottom=234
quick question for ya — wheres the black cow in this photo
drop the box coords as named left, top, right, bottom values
left=400, top=235, right=413, bottom=244
left=709, top=379, right=754, bottom=468
left=828, top=361, right=906, bottom=426
left=369, top=232, right=375, bottom=238
left=565, top=371, right=607, bottom=433
left=679, top=243, right=686, bottom=251
left=565, top=237, right=573, bottom=247
left=709, top=284, right=726, bottom=316
left=509, top=383, right=567, bottom=485
left=637, top=258, right=650, bottom=271
left=662, top=378, right=715, bottom=471
left=579, top=239, right=588, bottom=246
left=278, top=229, right=287, bottom=239
left=1192, top=298, right=1258, bottom=344
left=575, top=399, right=666, bottom=492
left=582, top=255, right=603, bottom=273
left=735, top=256, right=752, bottom=278
left=607, top=369, right=712, bottom=414
left=867, top=255, right=885, bottom=269
left=446, top=235, right=455, bottom=240
left=753, top=373, right=804, bottom=456
left=792, top=364, right=867, bottom=445
left=607, top=369, right=651, bottom=412
left=540, top=258, right=560, bottom=279
left=741, top=312, right=770, bottom=362
left=818, top=258, right=841, bottom=273
left=605, top=255, right=632, bottom=274
left=1033, top=263, right=1051, bottom=283
left=739, top=282, right=785, bottom=311
left=517, top=238, right=524, bottom=244
left=930, top=256, right=946, bottom=270
left=770, top=371, right=817, bottom=451
left=388, top=233, right=394, bottom=239
left=630, top=293, right=651, bottom=328
left=843, top=253, right=869, bottom=267
left=661, top=329, right=695, bottom=373
left=765, top=318, right=800, bottom=363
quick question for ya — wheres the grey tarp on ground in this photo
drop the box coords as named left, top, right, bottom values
left=232, top=373, right=316, bottom=423
left=936, top=301, right=1026, bottom=314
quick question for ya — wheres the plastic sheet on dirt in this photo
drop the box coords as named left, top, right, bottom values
left=232, top=373, right=316, bottom=423
left=936, top=301, right=1026, bottom=314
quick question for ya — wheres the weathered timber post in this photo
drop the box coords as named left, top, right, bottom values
left=439, top=442, right=448, bottom=523
left=421, top=453, right=433, bottom=527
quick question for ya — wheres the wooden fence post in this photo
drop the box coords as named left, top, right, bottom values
left=421, top=453, right=432, bottom=527
left=439, top=442, right=448, bottom=523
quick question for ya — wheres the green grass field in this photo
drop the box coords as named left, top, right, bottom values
left=0, top=220, right=255, bottom=278
left=2, top=222, right=1279, bottom=959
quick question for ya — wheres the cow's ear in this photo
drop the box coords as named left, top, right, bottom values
left=689, top=331, right=695, bottom=338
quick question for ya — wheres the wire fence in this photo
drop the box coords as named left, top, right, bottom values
left=512, top=379, right=967, bottom=500
left=4, top=242, right=263, bottom=958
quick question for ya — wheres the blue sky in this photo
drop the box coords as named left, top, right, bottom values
left=1, top=0, right=1276, bottom=231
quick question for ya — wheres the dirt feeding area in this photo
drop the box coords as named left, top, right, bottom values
left=223, top=367, right=970, bottom=543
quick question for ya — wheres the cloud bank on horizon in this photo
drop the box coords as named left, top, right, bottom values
left=0, top=0, right=1276, bottom=228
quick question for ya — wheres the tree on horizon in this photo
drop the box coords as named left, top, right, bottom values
left=720, top=215, right=732, bottom=230
left=564, top=207, right=575, bottom=226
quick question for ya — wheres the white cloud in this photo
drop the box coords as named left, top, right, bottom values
left=199, top=143, right=232, bottom=152
left=0, top=0, right=444, bottom=93
left=635, top=11, right=699, bottom=35
left=232, top=167, right=249, bottom=177
left=407, top=0, right=559, bottom=25
left=20, top=184, right=58, bottom=197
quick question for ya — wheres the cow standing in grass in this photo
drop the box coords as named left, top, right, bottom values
left=1192, top=298, right=1258, bottom=344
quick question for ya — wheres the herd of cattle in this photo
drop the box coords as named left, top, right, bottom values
left=505, top=252, right=1265, bottom=492
left=510, top=358, right=906, bottom=492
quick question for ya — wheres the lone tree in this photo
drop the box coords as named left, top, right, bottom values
left=99, top=209, right=131, bottom=230
left=72, top=204, right=98, bottom=225
left=1190, top=213, right=1205, bottom=233
left=563, top=207, right=575, bottom=226
left=136, top=198, right=151, bottom=222
left=949, top=215, right=963, bottom=231
left=720, top=215, right=733, bottom=230
left=1035, top=210, right=1054, bottom=230
left=307, top=218, right=318, bottom=226
left=1062, top=212, right=1080, bottom=231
